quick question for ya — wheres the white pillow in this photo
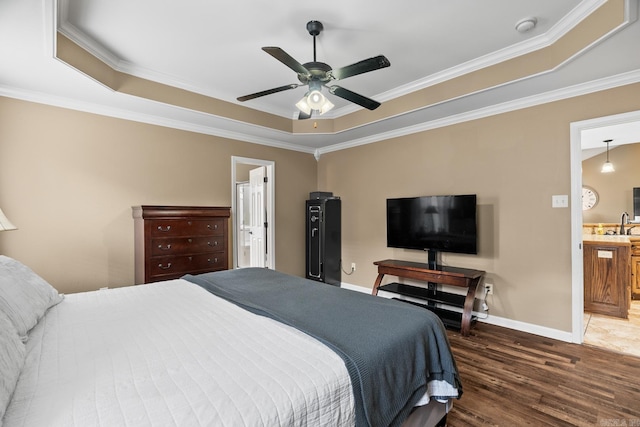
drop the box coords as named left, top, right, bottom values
left=0, top=309, right=26, bottom=421
left=0, top=255, right=63, bottom=341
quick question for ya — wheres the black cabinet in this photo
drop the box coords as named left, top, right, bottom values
left=306, top=196, right=341, bottom=286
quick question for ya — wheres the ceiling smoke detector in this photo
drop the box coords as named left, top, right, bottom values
left=515, top=17, right=537, bottom=33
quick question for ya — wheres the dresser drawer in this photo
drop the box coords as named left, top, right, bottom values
left=150, top=236, right=227, bottom=256
left=149, top=219, right=225, bottom=237
left=150, top=253, right=227, bottom=278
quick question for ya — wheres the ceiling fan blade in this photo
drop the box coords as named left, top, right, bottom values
left=329, top=55, right=390, bottom=81
left=262, top=47, right=311, bottom=77
left=237, top=84, right=299, bottom=102
left=298, top=110, right=311, bottom=120
left=328, top=86, right=381, bottom=110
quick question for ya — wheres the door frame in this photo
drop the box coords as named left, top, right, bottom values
left=570, top=109, right=640, bottom=343
left=231, top=156, right=275, bottom=270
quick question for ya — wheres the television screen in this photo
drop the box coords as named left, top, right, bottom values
left=386, top=194, right=477, bottom=255
left=634, top=188, right=640, bottom=221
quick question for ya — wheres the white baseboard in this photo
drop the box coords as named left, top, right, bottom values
left=340, top=282, right=574, bottom=343
left=477, top=313, right=574, bottom=342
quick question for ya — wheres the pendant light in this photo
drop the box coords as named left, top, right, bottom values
left=601, top=139, right=615, bottom=173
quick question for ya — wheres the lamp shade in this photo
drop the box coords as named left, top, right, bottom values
left=601, top=161, right=615, bottom=173
left=316, top=97, right=334, bottom=115
left=306, top=90, right=325, bottom=109
left=0, top=208, right=17, bottom=231
left=295, top=96, right=312, bottom=115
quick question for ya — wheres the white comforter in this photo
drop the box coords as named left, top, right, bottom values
left=3, top=279, right=355, bottom=426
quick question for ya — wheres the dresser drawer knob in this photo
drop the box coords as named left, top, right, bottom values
left=208, top=241, right=218, bottom=247
left=158, top=244, right=172, bottom=251
left=158, top=262, right=172, bottom=270
left=157, top=225, right=171, bottom=232
left=208, top=258, right=218, bottom=263
left=207, top=224, right=218, bottom=230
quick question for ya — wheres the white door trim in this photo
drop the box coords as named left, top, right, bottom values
left=231, top=156, right=275, bottom=270
left=570, top=109, right=640, bottom=343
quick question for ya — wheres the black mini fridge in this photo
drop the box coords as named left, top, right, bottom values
left=306, top=194, right=341, bottom=286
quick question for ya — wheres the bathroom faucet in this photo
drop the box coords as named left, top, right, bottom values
left=620, top=212, right=629, bottom=235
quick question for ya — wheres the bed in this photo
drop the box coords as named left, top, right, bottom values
left=0, top=255, right=461, bottom=427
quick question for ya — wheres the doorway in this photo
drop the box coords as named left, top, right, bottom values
left=570, top=109, right=640, bottom=344
left=231, top=156, right=275, bottom=270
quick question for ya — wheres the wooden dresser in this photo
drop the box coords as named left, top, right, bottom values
left=133, top=206, right=231, bottom=284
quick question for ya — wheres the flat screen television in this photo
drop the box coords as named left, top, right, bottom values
left=386, top=194, right=477, bottom=268
left=634, top=187, right=640, bottom=222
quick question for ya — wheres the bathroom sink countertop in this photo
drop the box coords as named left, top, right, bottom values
left=583, top=234, right=632, bottom=244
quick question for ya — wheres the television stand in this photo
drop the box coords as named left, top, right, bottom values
left=372, top=259, right=485, bottom=336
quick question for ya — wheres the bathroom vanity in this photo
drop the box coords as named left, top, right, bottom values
left=582, top=235, right=631, bottom=319
left=631, top=237, right=640, bottom=300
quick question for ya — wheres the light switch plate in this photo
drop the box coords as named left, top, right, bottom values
left=552, top=195, right=569, bottom=208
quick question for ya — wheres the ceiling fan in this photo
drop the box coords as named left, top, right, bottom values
left=237, top=20, right=391, bottom=120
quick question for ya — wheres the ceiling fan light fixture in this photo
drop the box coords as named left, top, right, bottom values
left=296, top=89, right=334, bottom=116
left=307, top=90, right=334, bottom=114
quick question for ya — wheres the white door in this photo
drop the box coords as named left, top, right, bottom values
left=231, top=156, right=275, bottom=270
left=235, top=182, right=251, bottom=268
left=249, top=166, right=266, bottom=267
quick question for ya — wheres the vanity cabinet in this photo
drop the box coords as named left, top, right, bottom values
left=583, top=241, right=630, bottom=318
left=631, top=239, right=640, bottom=300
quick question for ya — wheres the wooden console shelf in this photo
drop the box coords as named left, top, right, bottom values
left=372, top=259, right=485, bottom=336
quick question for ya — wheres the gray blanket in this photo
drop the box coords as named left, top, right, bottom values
left=183, top=268, right=461, bottom=427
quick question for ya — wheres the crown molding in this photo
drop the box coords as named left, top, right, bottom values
left=0, top=84, right=316, bottom=154
left=3, top=69, right=639, bottom=158
left=316, top=69, right=640, bottom=156
left=3, top=65, right=638, bottom=159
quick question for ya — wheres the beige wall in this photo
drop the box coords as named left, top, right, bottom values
left=0, top=97, right=317, bottom=294
left=3, top=82, right=640, bottom=332
left=318, top=82, right=640, bottom=332
left=583, top=143, right=640, bottom=224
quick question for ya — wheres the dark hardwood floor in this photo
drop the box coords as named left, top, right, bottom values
left=445, top=323, right=640, bottom=426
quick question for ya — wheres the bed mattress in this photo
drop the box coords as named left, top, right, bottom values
left=186, top=268, right=460, bottom=426
left=3, top=279, right=356, bottom=426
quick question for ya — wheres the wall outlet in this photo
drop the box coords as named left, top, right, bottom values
left=485, top=283, right=493, bottom=295
left=351, top=262, right=356, bottom=272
